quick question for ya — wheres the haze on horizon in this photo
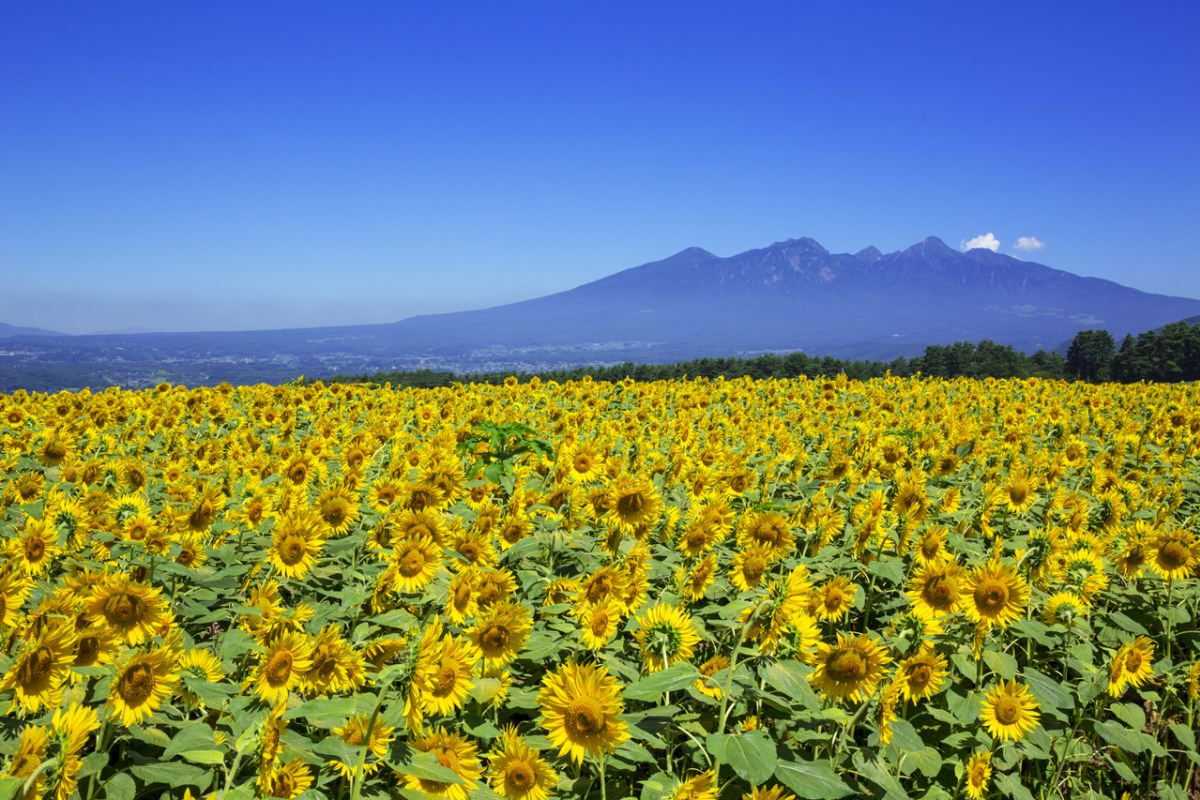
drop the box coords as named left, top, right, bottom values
left=2, top=2, right=1198, bottom=335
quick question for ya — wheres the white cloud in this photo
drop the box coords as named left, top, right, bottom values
left=962, top=232, right=1000, bottom=252
left=1014, top=235, right=1045, bottom=251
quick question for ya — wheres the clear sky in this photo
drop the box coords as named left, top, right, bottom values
left=2, top=2, right=1198, bottom=334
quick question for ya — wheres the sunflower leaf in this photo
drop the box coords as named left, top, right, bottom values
left=773, top=756, right=854, bottom=799
left=624, top=662, right=700, bottom=701
left=710, top=730, right=776, bottom=785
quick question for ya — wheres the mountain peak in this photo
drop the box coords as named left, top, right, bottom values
left=855, top=246, right=883, bottom=261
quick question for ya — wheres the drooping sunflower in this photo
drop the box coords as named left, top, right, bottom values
left=88, top=573, right=169, bottom=645
left=109, top=646, right=179, bottom=726
left=5, top=724, right=49, bottom=797
left=809, top=633, right=892, bottom=703
left=176, top=648, right=227, bottom=710
left=253, top=632, right=314, bottom=708
left=299, top=625, right=365, bottom=695
left=677, top=554, right=718, bottom=603
left=51, top=702, right=100, bottom=800
left=405, top=727, right=483, bottom=800
left=1, top=623, right=76, bottom=713
left=330, top=713, right=395, bottom=779
left=487, top=726, right=558, bottom=800
left=386, top=533, right=444, bottom=594
left=629, top=602, right=698, bottom=671
left=538, top=662, right=630, bottom=765
left=964, top=562, right=1028, bottom=628
left=669, top=769, right=718, bottom=800
left=964, top=751, right=992, bottom=800
left=893, top=647, right=947, bottom=703
left=261, top=759, right=313, bottom=799
left=1108, top=636, right=1155, bottom=697
left=980, top=680, right=1041, bottom=741
left=1041, top=591, right=1088, bottom=627
left=1148, top=528, right=1198, bottom=581
left=470, top=602, right=532, bottom=668
left=695, top=655, right=730, bottom=700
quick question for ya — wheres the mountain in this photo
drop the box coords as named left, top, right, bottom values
left=0, top=322, right=63, bottom=338
left=3, top=236, right=1200, bottom=391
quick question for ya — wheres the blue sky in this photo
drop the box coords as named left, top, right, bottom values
left=2, top=2, right=1198, bottom=333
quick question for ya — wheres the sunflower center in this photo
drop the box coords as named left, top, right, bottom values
left=1008, top=484, right=1028, bottom=506
left=25, top=538, right=46, bottom=561
left=433, top=663, right=457, bottom=693
left=921, top=539, right=940, bottom=559
left=827, top=650, right=867, bottom=683
left=1158, top=542, right=1188, bottom=570
left=459, top=541, right=480, bottom=560
left=21, top=646, right=55, bottom=688
left=105, top=592, right=144, bottom=626
left=573, top=454, right=592, bottom=473
left=1126, top=650, right=1143, bottom=671
left=265, top=651, right=294, bottom=686
left=974, top=581, right=1009, bottom=614
left=279, top=536, right=307, bottom=565
left=590, top=612, right=610, bottom=636
left=507, top=762, right=535, bottom=789
left=274, top=773, right=296, bottom=796
left=617, top=492, right=645, bottom=517
left=481, top=624, right=510, bottom=651
left=287, top=464, right=308, bottom=483
left=118, top=664, right=156, bottom=706
left=76, top=636, right=101, bottom=666
left=565, top=701, right=605, bottom=737
left=743, top=556, right=766, bottom=582
left=323, top=500, right=348, bottom=526
left=908, top=664, right=932, bottom=688
left=993, top=696, right=1020, bottom=725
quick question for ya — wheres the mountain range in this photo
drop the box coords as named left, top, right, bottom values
left=4, top=235, right=1200, bottom=391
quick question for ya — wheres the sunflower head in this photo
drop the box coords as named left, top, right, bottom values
left=538, top=661, right=630, bottom=765
left=809, top=633, right=892, bottom=703
left=980, top=680, right=1040, bottom=742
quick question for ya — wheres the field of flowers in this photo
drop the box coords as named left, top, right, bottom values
left=0, top=375, right=1198, bottom=800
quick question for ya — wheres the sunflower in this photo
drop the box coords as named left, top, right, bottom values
left=268, top=508, right=326, bottom=580
left=299, top=625, right=365, bottom=695
left=605, top=474, right=662, bottom=532
left=563, top=442, right=604, bottom=483
left=964, top=562, right=1028, bottom=628
left=538, top=662, right=630, bottom=765
left=964, top=751, right=992, bottom=800
left=907, top=562, right=966, bottom=617
left=88, top=573, right=169, bottom=645
left=368, top=477, right=403, bottom=513
left=575, top=599, right=621, bottom=651
left=677, top=554, right=718, bottom=603
left=813, top=577, right=857, bottom=622
left=1148, top=528, right=1198, bottom=581
left=330, top=713, right=395, bottom=779
left=670, top=770, right=718, bottom=800
left=893, top=647, right=947, bottom=703
left=420, top=634, right=480, bottom=716
left=742, top=788, right=796, bottom=800
left=1000, top=471, right=1037, bottom=513
left=1042, top=592, right=1087, bottom=627
left=695, top=655, right=730, bottom=700
left=405, top=727, right=482, bottom=800
left=730, top=544, right=775, bottom=591
left=253, top=632, right=314, bottom=707
left=51, top=702, right=100, bottom=800
left=8, top=515, right=59, bottom=575
left=449, top=530, right=497, bottom=570
left=0, top=570, right=31, bottom=631
left=386, top=533, right=444, bottom=593
left=980, top=680, right=1040, bottom=741
left=445, top=570, right=478, bottom=624
left=737, top=511, right=794, bottom=558
left=109, top=646, right=179, bottom=726
left=262, top=759, right=313, bottom=798
left=470, top=602, right=532, bottom=668
left=2, top=623, right=76, bottom=713
left=487, top=726, right=558, bottom=800
left=1108, top=636, right=1155, bottom=697
left=633, top=603, right=700, bottom=673
left=912, top=526, right=951, bottom=567
left=317, top=483, right=359, bottom=534
left=5, top=725, right=49, bottom=797
left=176, top=648, right=226, bottom=710
left=809, top=633, right=892, bottom=703
left=475, top=568, right=519, bottom=610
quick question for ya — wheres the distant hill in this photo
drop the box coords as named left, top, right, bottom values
left=0, top=322, right=63, bottom=338
left=3, top=235, right=1200, bottom=391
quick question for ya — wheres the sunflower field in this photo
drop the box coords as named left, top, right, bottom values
left=0, top=375, right=1198, bottom=800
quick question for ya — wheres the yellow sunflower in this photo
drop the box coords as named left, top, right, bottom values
left=262, top=759, right=313, bottom=798
left=330, top=713, right=395, bottom=779
left=470, top=602, right=532, bottom=668
left=109, top=646, right=179, bottom=726
left=88, top=573, right=169, bottom=645
left=809, top=633, right=892, bottom=703
left=299, top=625, right=365, bottom=695
left=964, top=562, right=1028, bottom=628
left=2, top=623, right=76, bottom=713
left=576, top=600, right=622, bottom=651
left=730, top=544, right=775, bottom=591
left=420, top=634, right=480, bottom=717
left=633, top=603, right=700, bottom=673
left=907, top=562, right=966, bottom=618
left=51, top=702, right=100, bottom=800
left=670, top=770, right=718, bottom=800
left=1042, top=592, right=1088, bottom=627
left=695, top=655, right=730, bottom=700
left=405, top=727, right=482, bottom=800
left=964, top=751, right=992, bottom=800
left=605, top=474, right=662, bottom=532
left=268, top=508, right=326, bottom=580
left=813, top=577, right=857, bottom=622
left=386, top=533, right=444, bottom=593
left=538, top=662, right=630, bottom=765
left=1148, top=528, right=1198, bottom=581
left=253, top=632, right=314, bottom=707
left=487, top=725, right=558, bottom=800
left=176, top=648, right=226, bottom=710
left=1107, top=636, right=1155, bottom=697
left=980, top=680, right=1040, bottom=741
left=5, top=725, right=50, bottom=797
left=8, top=515, right=59, bottom=575
left=893, top=647, right=947, bottom=703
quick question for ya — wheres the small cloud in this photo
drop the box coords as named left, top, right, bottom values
left=962, top=232, right=1000, bottom=252
left=1014, top=235, right=1045, bottom=252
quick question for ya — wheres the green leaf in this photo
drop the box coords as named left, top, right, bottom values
left=853, top=753, right=910, bottom=799
left=774, top=757, right=854, bottom=799
left=395, top=753, right=466, bottom=785
left=1093, top=720, right=1165, bottom=756
left=285, top=696, right=357, bottom=728
left=708, top=731, right=776, bottom=785
left=638, top=772, right=676, bottom=800
left=103, top=773, right=136, bottom=800
left=982, top=650, right=1017, bottom=680
left=162, top=722, right=220, bottom=760
left=0, top=778, right=26, bottom=800
left=624, top=662, right=700, bottom=701
left=1110, top=702, right=1146, bottom=731
left=761, top=660, right=821, bottom=710
left=993, top=772, right=1035, bottom=800
left=1023, top=667, right=1073, bottom=710
left=1169, top=722, right=1196, bottom=751
left=129, top=761, right=211, bottom=788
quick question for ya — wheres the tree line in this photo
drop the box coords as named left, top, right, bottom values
left=332, top=320, right=1200, bottom=387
